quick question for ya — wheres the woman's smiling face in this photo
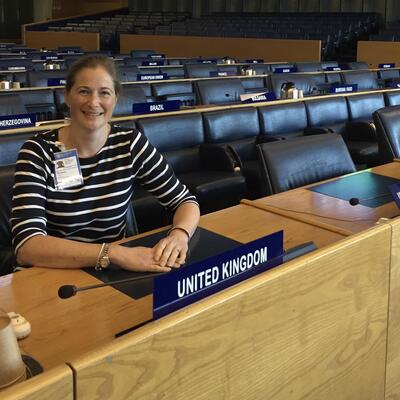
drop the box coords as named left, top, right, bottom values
left=65, top=66, right=117, bottom=134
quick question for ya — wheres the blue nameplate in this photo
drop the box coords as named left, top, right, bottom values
left=274, top=67, right=297, bottom=73
left=241, top=91, right=276, bottom=103
left=324, top=66, right=342, bottom=71
left=141, top=60, right=164, bottom=66
left=41, top=54, right=59, bottom=60
left=153, top=231, right=283, bottom=319
left=132, top=100, right=180, bottom=115
left=245, top=59, right=264, bottom=64
left=7, top=66, right=25, bottom=71
left=389, top=183, right=400, bottom=208
left=389, top=82, right=400, bottom=89
left=150, top=54, right=165, bottom=59
left=379, top=63, right=395, bottom=69
left=209, top=71, right=236, bottom=77
left=47, top=78, right=66, bottom=86
left=197, top=59, right=218, bottom=64
left=329, top=84, right=357, bottom=94
left=0, top=113, right=36, bottom=130
left=137, top=73, right=169, bottom=81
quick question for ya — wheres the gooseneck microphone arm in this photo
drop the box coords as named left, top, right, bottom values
left=58, top=272, right=167, bottom=299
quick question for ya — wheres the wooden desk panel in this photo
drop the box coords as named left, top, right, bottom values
left=244, top=163, right=400, bottom=235
left=0, top=267, right=152, bottom=370
left=70, top=223, right=391, bottom=400
left=385, top=217, right=400, bottom=399
left=0, top=365, right=73, bottom=400
left=199, top=204, right=347, bottom=249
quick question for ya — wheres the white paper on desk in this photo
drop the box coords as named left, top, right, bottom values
left=240, top=92, right=268, bottom=102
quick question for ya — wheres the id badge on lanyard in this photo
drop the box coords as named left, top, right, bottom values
left=54, top=149, right=84, bottom=190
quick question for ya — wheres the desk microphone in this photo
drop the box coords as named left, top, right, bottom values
left=58, top=272, right=166, bottom=299
left=349, top=192, right=391, bottom=206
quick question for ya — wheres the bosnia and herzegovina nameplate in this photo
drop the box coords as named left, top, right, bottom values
left=132, top=100, right=180, bottom=115
left=153, top=231, right=283, bottom=319
left=0, top=113, right=36, bottom=130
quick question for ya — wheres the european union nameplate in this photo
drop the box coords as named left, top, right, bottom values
left=0, top=113, right=36, bottom=130
left=329, top=84, right=357, bottom=94
left=389, top=183, right=400, bottom=208
left=132, top=100, right=180, bottom=115
left=241, top=91, right=276, bottom=103
left=47, top=78, right=66, bottom=86
left=379, top=63, right=395, bottom=69
left=209, top=71, right=236, bottom=77
left=245, top=59, right=264, bottom=64
left=141, top=60, right=164, bottom=66
left=324, top=66, right=342, bottom=71
left=274, top=67, right=296, bottom=73
left=137, top=73, right=168, bottom=81
left=153, top=231, right=283, bottom=319
left=197, top=59, right=218, bottom=64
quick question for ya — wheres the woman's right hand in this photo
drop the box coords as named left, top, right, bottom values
left=109, top=244, right=172, bottom=273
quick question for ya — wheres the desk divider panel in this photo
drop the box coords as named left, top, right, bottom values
left=358, top=41, right=400, bottom=69
left=0, top=365, right=73, bottom=400
left=70, top=224, right=390, bottom=400
left=120, top=34, right=321, bottom=62
left=24, top=31, right=100, bottom=52
left=385, top=216, right=400, bottom=400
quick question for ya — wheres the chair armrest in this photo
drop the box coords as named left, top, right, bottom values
left=345, top=121, right=377, bottom=141
left=200, top=143, right=243, bottom=172
left=256, top=135, right=284, bottom=144
left=303, top=127, right=333, bottom=136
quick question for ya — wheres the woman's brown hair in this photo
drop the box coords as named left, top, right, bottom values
left=65, top=55, right=121, bottom=96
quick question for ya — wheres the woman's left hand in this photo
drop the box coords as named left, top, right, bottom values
left=153, top=229, right=189, bottom=268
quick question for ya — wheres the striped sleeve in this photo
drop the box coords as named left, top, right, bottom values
left=131, top=131, right=198, bottom=210
left=11, top=138, right=49, bottom=252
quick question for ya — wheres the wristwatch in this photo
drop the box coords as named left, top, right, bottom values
left=95, top=243, right=110, bottom=271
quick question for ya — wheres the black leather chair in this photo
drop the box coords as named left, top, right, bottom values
left=378, top=68, right=400, bottom=88
left=203, top=107, right=265, bottom=198
left=160, top=66, right=184, bottom=79
left=373, top=105, right=400, bottom=163
left=304, top=97, right=349, bottom=137
left=239, top=77, right=269, bottom=94
left=257, top=134, right=356, bottom=194
left=130, top=49, right=156, bottom=58
left=114, top=86, right=147, bottom=116
left=151, top=81, right=196, bottom=106
left=137, top=113, right=246, bottom=215
left=195, top=78, right=245, bottom=105
left=0, top=94, right=27, bottom=116
left=184, top=63, right=218, bottom=78
left=27, top=70, right=67, bottom=87
left=345, top=93, right=385, bottom=165
left=19, top=89, right=58, bottom=121
left=0, top=132, right=33, bottom=166
left=258, top=102, right=308, bottom=140
left=294, top=62, right=323, bottom=72
left=0, top=164, right=17, bottom=276
left=269, top=63, right=294, bottom=72
left=384, top=91, right=400, bottom=106
left=269, top=73, right=318, bottom=98
left=218, top=65, right=239, bottom=75
left=117, top=65, right=140, bottom=82
left=343, top=61, right=369, bottom=70
left=340, top=70, right=379, bottom=91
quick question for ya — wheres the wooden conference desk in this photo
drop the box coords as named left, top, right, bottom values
left=0, top=203, right=352, bottom=399
left=243, top=162, right=400, bottom=235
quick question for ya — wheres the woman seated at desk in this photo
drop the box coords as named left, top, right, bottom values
left=11, top=55, right=200, bottom=272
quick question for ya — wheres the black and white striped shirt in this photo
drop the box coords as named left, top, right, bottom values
left=11, top=125, right=197, bottom=252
